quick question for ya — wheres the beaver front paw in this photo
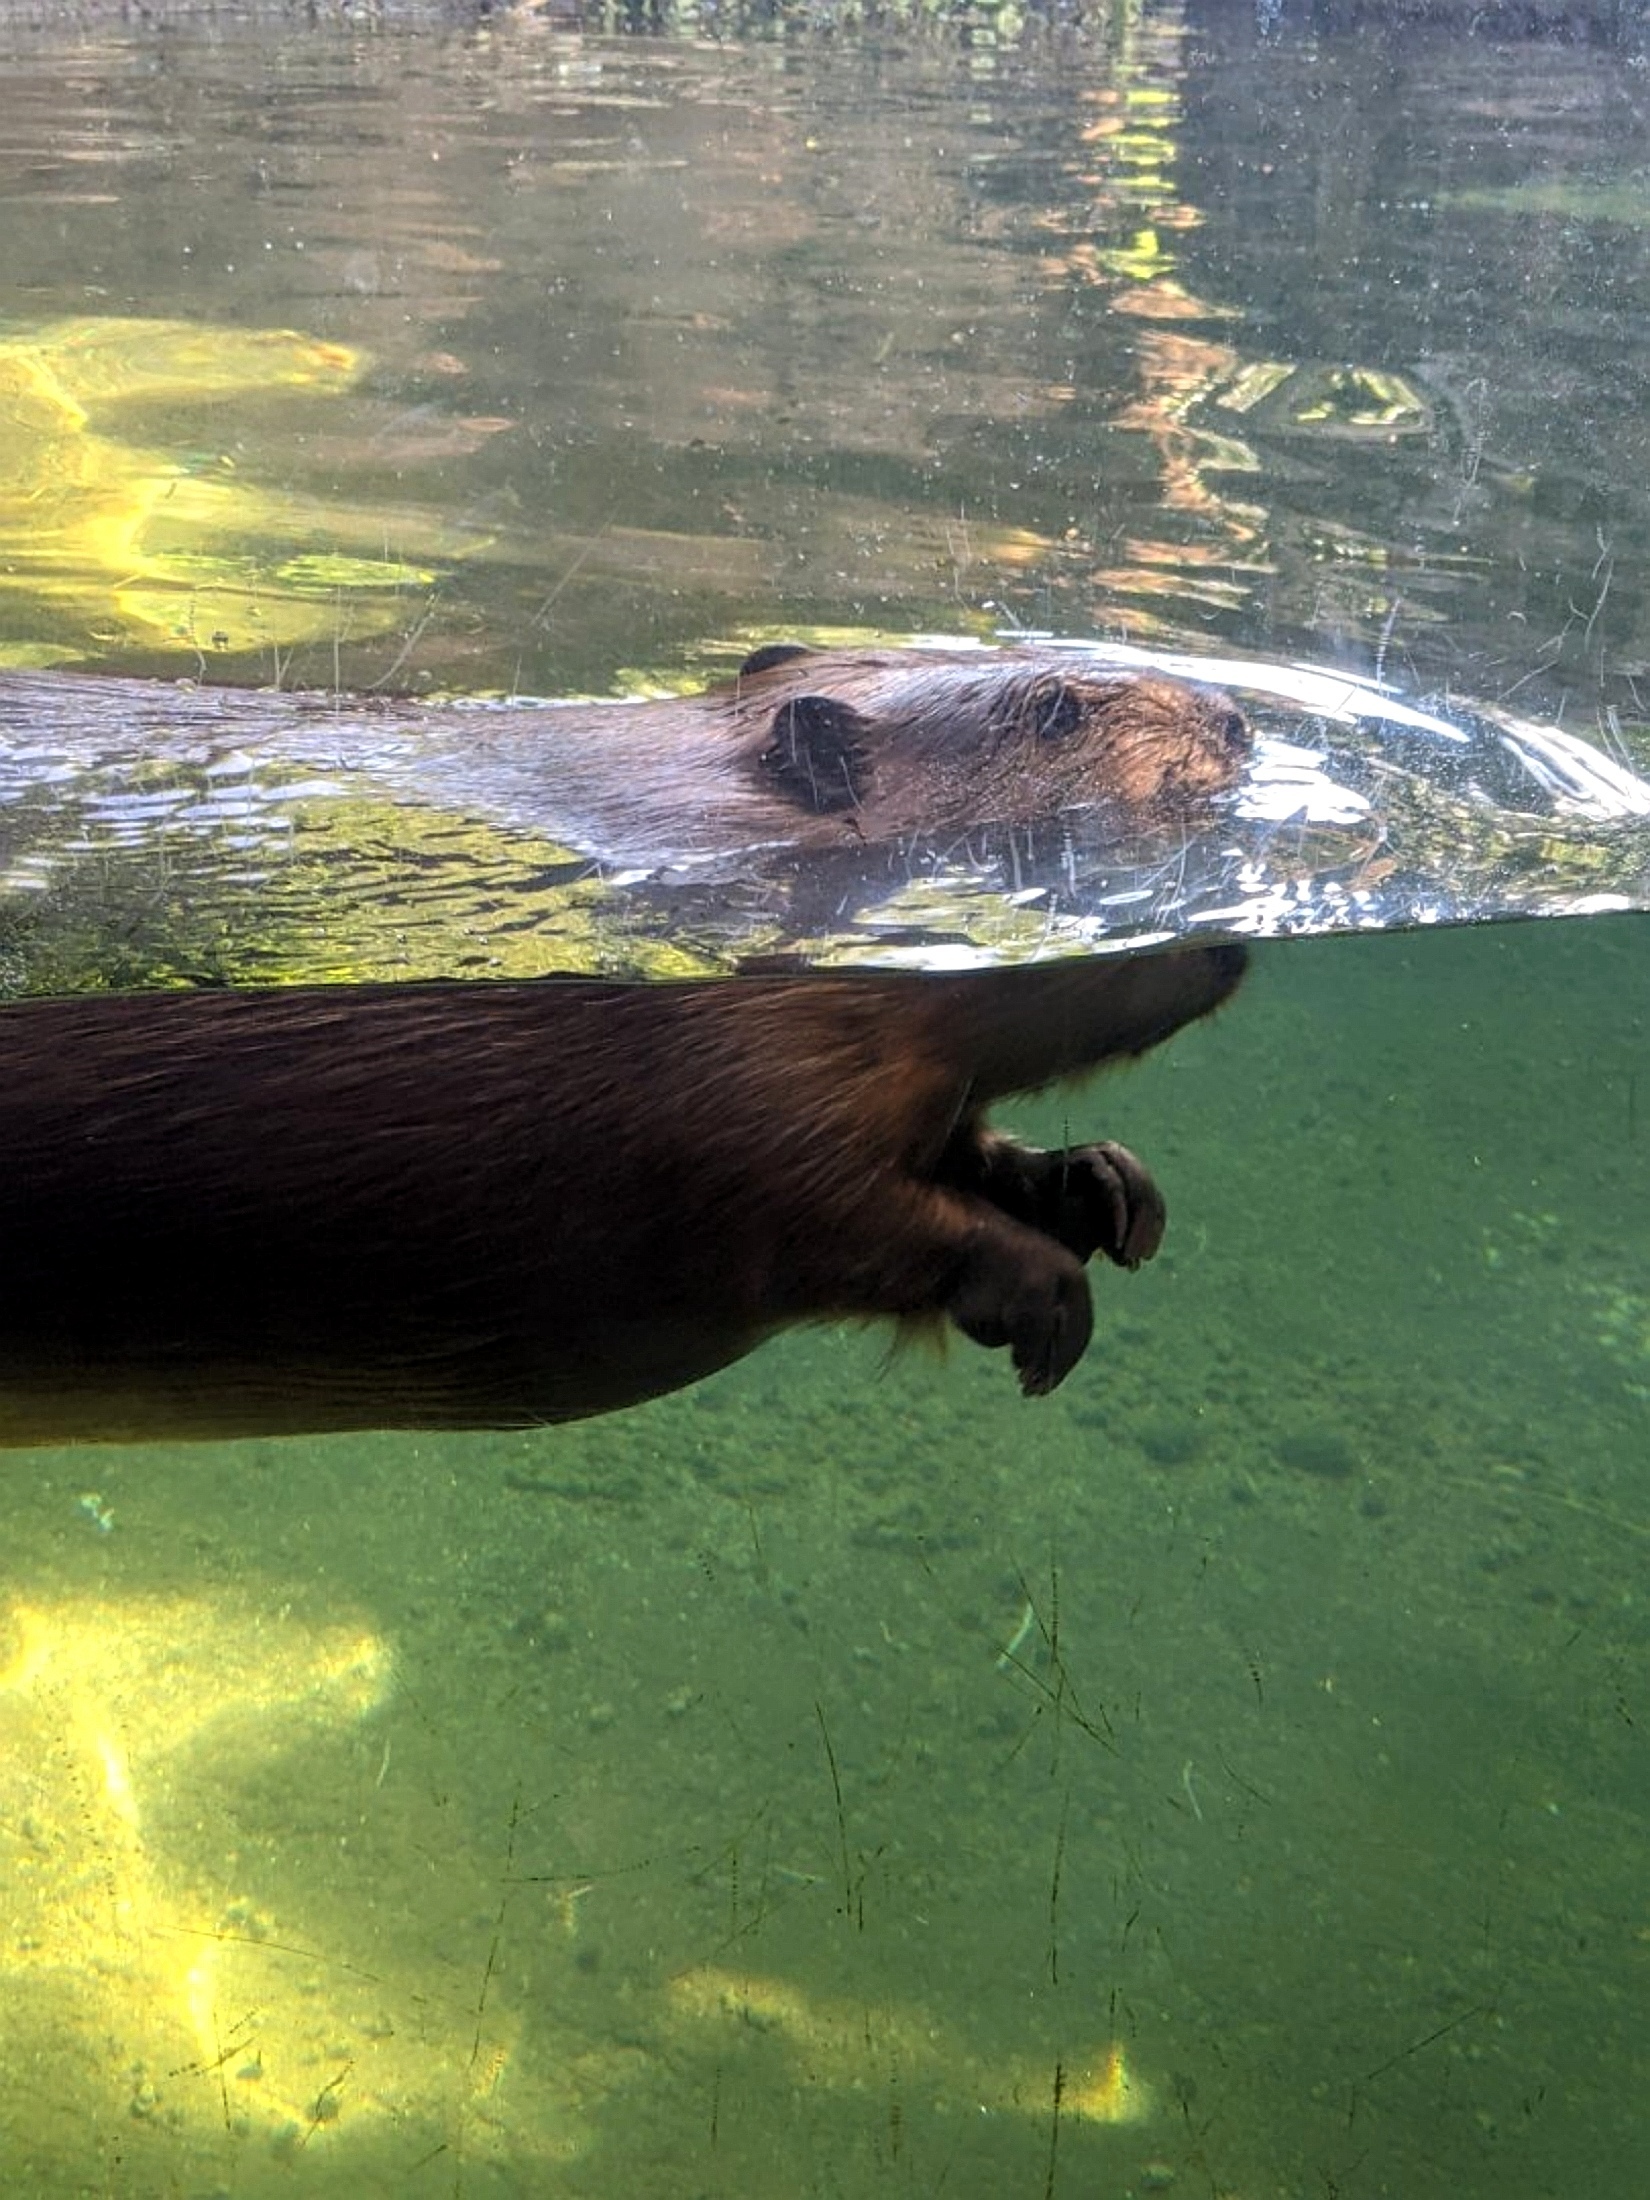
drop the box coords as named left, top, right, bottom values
left=954, top=1133, right=1165, bottom=1271
left=945, top=1226, right=1094, bottom=1397
left=1047, top=1140, right=1165, bottom=1270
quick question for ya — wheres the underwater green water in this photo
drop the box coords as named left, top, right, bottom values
left=5, top=915, right=1644, bottom=2199
left=0, top=2, right=1646, bottom=2195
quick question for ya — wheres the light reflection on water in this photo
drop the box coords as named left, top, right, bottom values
left=0, top=6, right=1647, bottom=2198
left=0, top=0, right=1634, bottom=707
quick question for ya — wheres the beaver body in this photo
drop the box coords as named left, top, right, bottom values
left=0, top=944, right=1243, bottom=1445
left=0, top=644, right=1251, bottom=868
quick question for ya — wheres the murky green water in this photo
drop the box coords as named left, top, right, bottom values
left=0, top=4, right=1647, bottom=2195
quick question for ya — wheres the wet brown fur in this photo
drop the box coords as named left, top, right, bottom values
left=0, top=645, right=1251, bottom=866
left=0, top=945, right=1244, bottom=1445
left=719, top=645, right=1252, bottom=840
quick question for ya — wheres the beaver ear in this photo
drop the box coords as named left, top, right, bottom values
left=738, top=642, right=816, bottom=679
left=1212, top=699, right=1252, bottom=757
left=756, top=695, right=872, bottom=813
left=1027, top=676, right=1086, bottom=741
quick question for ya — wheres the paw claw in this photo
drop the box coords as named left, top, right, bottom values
left=1070, top=1141, right=1165, bottom=1269
left=949, top=1233, right=1093, bottom=1396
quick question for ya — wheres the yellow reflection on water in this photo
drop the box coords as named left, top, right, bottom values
left=0, top=316, right=459, bottom=663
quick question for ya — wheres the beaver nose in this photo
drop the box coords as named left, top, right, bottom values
left=1219, top=706, right=1252, bottom=756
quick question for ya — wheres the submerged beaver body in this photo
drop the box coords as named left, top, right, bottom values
left=0, top=944, right=1244, bottom=1445
left=0, top=643, right=1251, bottom=868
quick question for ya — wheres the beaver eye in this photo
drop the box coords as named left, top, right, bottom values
left=1032, top=684, right=1083, bottom=742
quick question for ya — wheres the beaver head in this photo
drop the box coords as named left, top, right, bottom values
left=730, top=644, right=1251, bottom=839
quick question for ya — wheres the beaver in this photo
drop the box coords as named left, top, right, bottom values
left=0, top=942, right=1244, bottom=1445
left=0, top=643, right=1251, bottom=869
left=655, top=642, right=1254, bottom=855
